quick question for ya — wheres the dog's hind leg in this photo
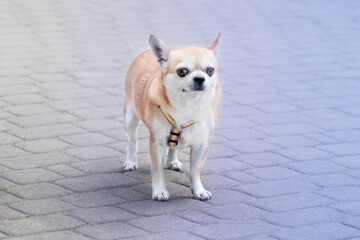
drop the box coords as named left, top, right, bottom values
left=167, top=148, right=182, bottom=171
left=124, top=101, right=139, bottom=171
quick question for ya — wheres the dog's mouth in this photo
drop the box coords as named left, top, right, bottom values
left=183, top=85, right=205, bottom=92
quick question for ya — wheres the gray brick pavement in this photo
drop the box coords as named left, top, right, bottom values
left=0, top=0, right=360, bottom=239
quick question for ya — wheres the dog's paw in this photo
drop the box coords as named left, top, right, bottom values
left=152, top=190, right=170, bottom=201
left=192, top=189, right=212, bottom=201
left=123, top=161, right=137, bottom=171
left=167, top=160, right=182, bottom=171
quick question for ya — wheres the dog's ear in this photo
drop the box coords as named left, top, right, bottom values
left=149, top=34, right=170, bottom=68
left=206, top=33, right=221, bottom=52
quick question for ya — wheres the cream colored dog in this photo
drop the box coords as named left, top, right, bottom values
left=123, top=34, right=221, bottom=201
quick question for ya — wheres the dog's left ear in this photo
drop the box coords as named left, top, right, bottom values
left=206, top=33, right=221, bottom=52
left=149, top=34, right=170, bottom=68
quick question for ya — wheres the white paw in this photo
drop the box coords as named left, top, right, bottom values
left=192, top=189, right=212, bottom=201
left=152, top=190, right=170, bottom=201
left=167, top=160, right=182, bottom=171
left=123, top=161, right=137, bottom=171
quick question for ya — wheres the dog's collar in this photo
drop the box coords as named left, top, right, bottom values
left=158, top=105, right=195, bottom=147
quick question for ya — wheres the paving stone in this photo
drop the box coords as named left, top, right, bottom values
left=271, top=222, right=359, bottom=240
left=234, top=152, right=291, bottom=167
left=60, top=191, right=125, bottom=208
left=331, top=201, right=360, bottom=216
left=255, top=123, right=323, bottom=136
left=119, top=198, right=209, bottom=216
left=207, top=144, right=240, bottom=158
left=76, top=222, right=146, bottom=239
left=8, top=112, right=80, bottom=128
left=9, top=124, right=87, bottom=140
left=224, top=171, right=262, bottom=184
left=189, top=220, right=281, bottom=240
left=307, top=173, right=360, bottom=187
left=330, top=156, right=360, bottom=168
left=64, top=145, right=121, bottom=160
left=276, top=147, right=334, bottom=161
left=266, top=135, right=319, bottom=148
left=46, top=99, right=93, bottom=111
left=69, top=106, right=122, bottom=120
left=2, top=94, right=47, bottom=105
left=288, top=160, right=347, bottom=175
left=74, top=119, right=122, bottom=131
left=245, top=166, right=302, bottom=180
left=107, top=187, right=148, bottom=202
left=10, top=231, right=92, bottom=240
left=1, top=168, right=63, bottom=184
left=317, top=187, right=360, bottom=201
left=202, top=203, right=268, bottom=220
left=318, top=142, right=360, bottom=156
left=0, top=132, right=22, bottom=144
left=4, top=104, right=54, bottom=116
left=0, top=205, right=25, bottom=219
left=47, top=164, right=87, bottom=177
left=0, top=152, right=77, bottom=169
left=216, top=128, right=267, bottom=141
left=70, top=206, right=136, bottom=224
left=0, top=177, right=16, bottom=188
left=228, top=139, right=279, bottom=154
left=70, top=159, right=122, bottom=174
left=55, top=173, right=139, bottom=192
left=325, top=130, right=360, bottom=142
left=175, top=210, right=220, bottom=225
left=0, top=145, right=28, bottom=159
left=261, top=207, right=349, bottom=227
left=237, top=179, right=320, bottom=198
left=0, top=214, right=84, bottom=237
left=8, top=183, right=71, bottom=200
left=342, top=217, right=360, bottom=230
left=134, top=231, right=204, bottom=240
left=60, top=132, right=117, bottom=147
left=129, top=215, right=198, bottom=233
left=15, top=139, right=71, bottom=153
left=10, top=198, right=77, bottom=215
left=0, top=191, right=21, bottom=204
left=202, top=157, right=250, bottom=174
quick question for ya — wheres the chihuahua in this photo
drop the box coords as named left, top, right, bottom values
left=123, top=34, right=221, bottom=201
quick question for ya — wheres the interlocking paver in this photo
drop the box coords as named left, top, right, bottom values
left=271, top=222, right=359, bottom=240
left=0, top=152, right=77, bottom=170
left=189, top=220, right=281, bottom=240
left=60, top=191, right=125, bottom=208
left=0, top=214, right=84, bottom=237
left=1, top=0, right=359, bottom=239
left=261, top=207, right=349, bottom=228
left=55, top=173, right=139, bottom=192
left=1, top=168, right=63, bottom=184
left=70, top=207, right=136, bottom=224
left=9, top=231, right=92, bottom=240
left=76, top=222, right=147, bottom=240
left=10, top=198, right=77, bottom=216
left=7, top=183, right=71, bottom=200
left=128, top=215, right=198, bottom=233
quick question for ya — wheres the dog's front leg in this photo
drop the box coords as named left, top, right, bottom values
left=190, top=142, right=211, bottom=201
left=149, top=135, right=169, bottom=201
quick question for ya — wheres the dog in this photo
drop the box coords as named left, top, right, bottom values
left=123, top=34, right=221, bottom=201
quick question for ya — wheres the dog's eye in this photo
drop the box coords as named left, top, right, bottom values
left=177, top=68, right=188, bottom=77
left=206, top=67, right=215, bottom=77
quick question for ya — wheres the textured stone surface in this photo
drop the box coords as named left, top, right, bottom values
left=0, top=0, right=360, bottom=239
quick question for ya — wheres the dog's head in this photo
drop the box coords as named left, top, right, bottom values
left=149, top=34, right=220, bottom=97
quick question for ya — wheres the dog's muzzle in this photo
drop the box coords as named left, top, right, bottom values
left=191, top=76, right=205, bottom=91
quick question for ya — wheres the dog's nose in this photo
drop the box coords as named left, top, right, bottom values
left=193, top=76, right=205, bottom=85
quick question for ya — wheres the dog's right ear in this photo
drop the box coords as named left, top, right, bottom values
left=149, top=34, right=170, bottom=68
